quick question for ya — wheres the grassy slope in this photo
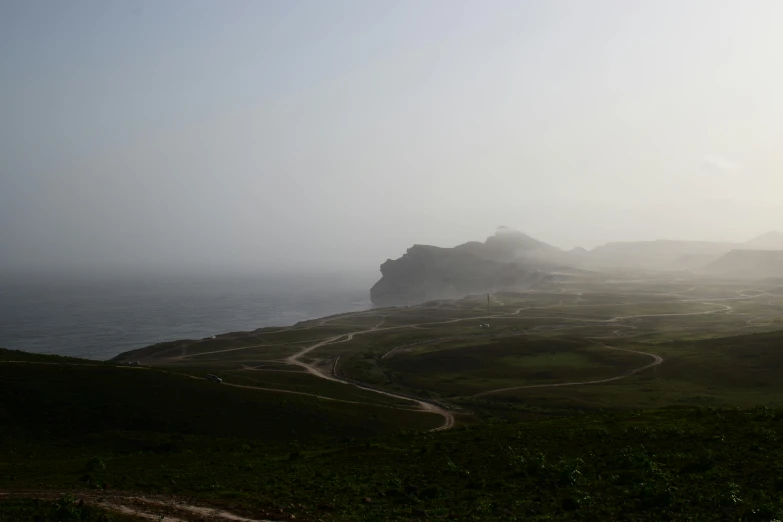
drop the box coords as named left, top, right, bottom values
left=0, top=496, right=139, bottom=521
left=0, top=347, right=104, bottom=364
left=0, top=361, right=440, bottom=446
left=472, top=331, right=783, bottom=413
left=380, top=337, right=649, bottom=396
left=5, top=279, right=783, bottom=519
left=4, top=407, right=783, bottom=521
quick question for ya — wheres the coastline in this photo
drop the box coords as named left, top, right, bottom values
left=0, top=275, right=374, bottom=361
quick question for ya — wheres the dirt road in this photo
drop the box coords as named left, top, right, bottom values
left=0, top=490, right=271, bottom=522
left=473, top=342, right=664, bottom=397
left=248, top=293, right=735, bottom=426
left=279, top=323, right=456, bottom=431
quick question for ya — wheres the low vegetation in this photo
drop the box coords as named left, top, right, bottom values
left=4, top=406, right=783, bottom=520
left=0, top=363, right=439, bottom=446
left=0, top=496, right=137, bottom=521
left=4, top=275, right=783, bottom=519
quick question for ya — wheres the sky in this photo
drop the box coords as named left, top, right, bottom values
left=2, top=0, right=783, bottom=275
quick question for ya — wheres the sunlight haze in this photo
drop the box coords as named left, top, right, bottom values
left=2, top=0, right=782, bottom=274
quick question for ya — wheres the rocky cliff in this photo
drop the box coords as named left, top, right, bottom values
left=370, top=228, right=783, bottom=305
left=370, top=229, right=559, bottom=306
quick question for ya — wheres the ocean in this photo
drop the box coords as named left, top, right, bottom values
left=0, top=272, right=375, bottom=360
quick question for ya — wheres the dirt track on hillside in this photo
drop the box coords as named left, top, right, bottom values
left=0, top=490, right=273, bottom=521
left=277, top=317, right=457, bottom=431
left=472, top=342, right=664, bottom=397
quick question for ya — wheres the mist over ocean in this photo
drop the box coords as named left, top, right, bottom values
left=0, top=273, right=374, bottom=360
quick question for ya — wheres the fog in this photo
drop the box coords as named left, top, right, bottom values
left=2, top=0, right=782, bottom=276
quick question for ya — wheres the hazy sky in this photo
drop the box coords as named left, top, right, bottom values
left=2, top=0, right=783, bottom=274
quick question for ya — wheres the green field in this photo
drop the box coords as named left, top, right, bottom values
left=5, top=274, right=783, bottom=519
left=376, top=337, right=649, bottom=396
left=101, top=275, right=783, bottom=421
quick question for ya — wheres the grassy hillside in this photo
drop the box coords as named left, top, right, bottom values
left=6, top=276, right=783, bottom=519
left=379, top=337, right=648, bottom=396
left=456, top=331, right=783, bottom=420
left=0, top=361, right=440, bottom=446
left=0, top=496, right=139, bottom=521
left=3, top=407, right=783, bottom=521
left=0, top=347, right=104, bottom=364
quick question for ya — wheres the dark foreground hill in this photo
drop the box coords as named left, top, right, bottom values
left=3, top=393, right=783, bottom=520
left=0, top=355, right=437, bottom=445
left=0, top=497, right=138, bottom=521
left=4, top=330, right=783, bottom=520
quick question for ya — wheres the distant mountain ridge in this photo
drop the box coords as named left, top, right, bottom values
left=745, top=231, right=783, bottom=250
left=578, top=231, right=783, bottom=271
left=370, top=228, right=783, bottom=305
left=582, top=240, right=738, bottom=271
left=703, top=249, right=783, bottom=279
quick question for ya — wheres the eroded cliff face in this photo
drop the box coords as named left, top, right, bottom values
left=370, top=244, right=548, bottom=306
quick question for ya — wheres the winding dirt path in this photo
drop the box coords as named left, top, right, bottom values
left=276, top=317, right=456, bottom=431
left=463, top=290, right=745, bottom=398
left=218, top=380, right=416, bottom=410
left=0, top=490, right=272, bottom=522
left=7, top=284, right=775, bottom=519
left=254, top=292, right=737, bottom=420
left=605, top=302, right=733, bottom=322
left=472, top=342, right=664, bottom=397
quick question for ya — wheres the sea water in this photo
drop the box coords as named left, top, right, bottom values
left=0, top=272, right=374, bottom=360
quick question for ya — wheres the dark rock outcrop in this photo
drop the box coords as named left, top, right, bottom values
left=370, top=239, right=554, bottom=307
